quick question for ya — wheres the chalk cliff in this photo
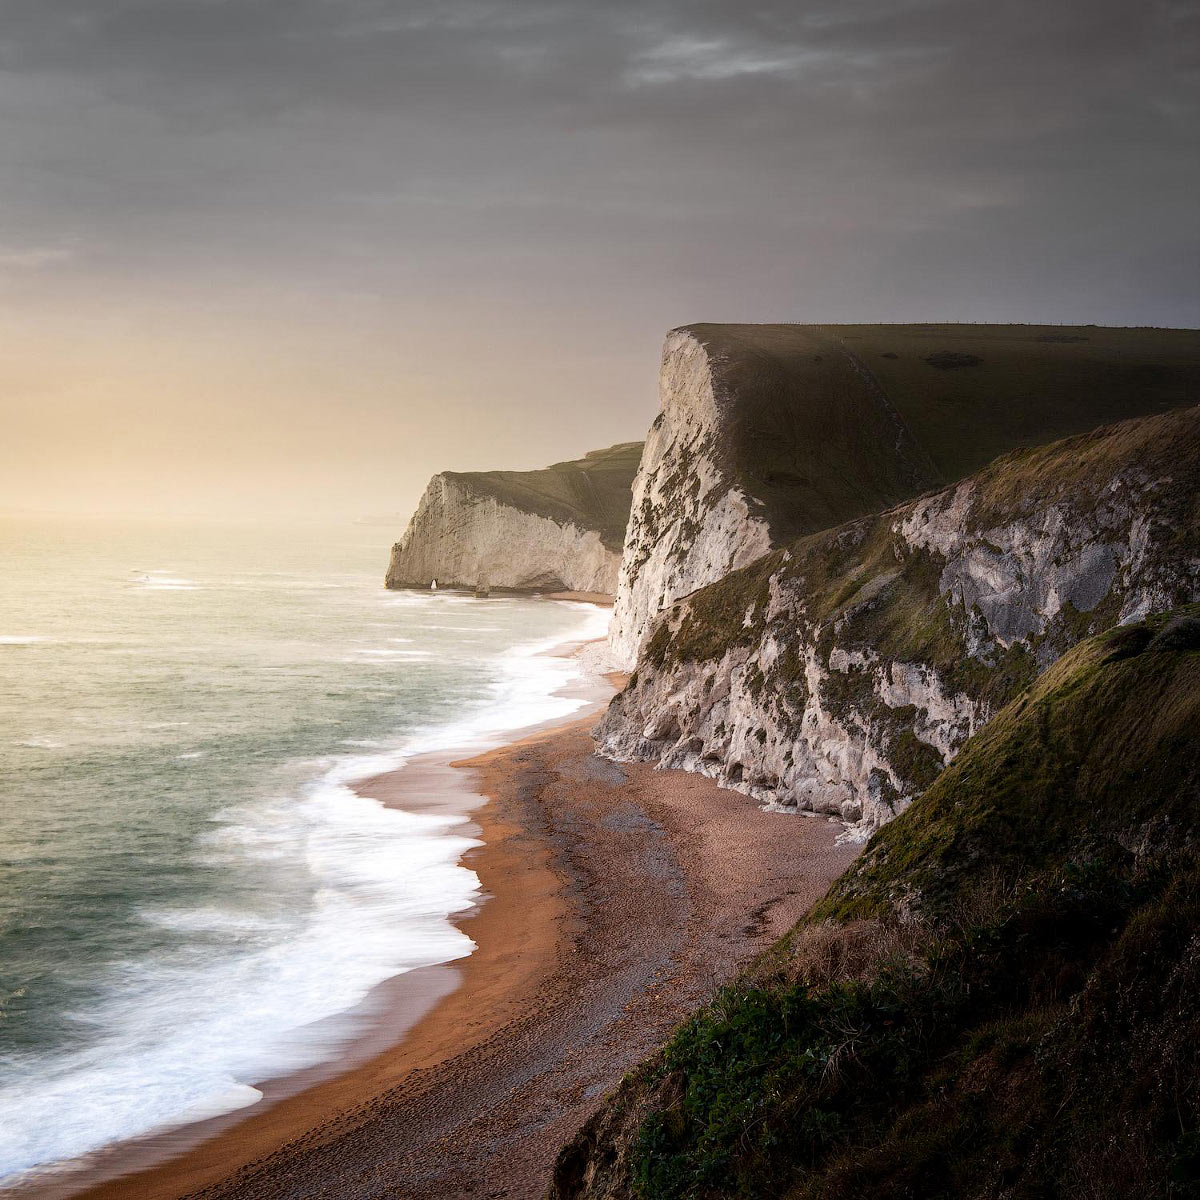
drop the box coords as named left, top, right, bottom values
left=385, top=442, right=642, bottom=594
left=598, top=406, right=1200, bottom=833
left=610, top=323, right=1200, bottom=666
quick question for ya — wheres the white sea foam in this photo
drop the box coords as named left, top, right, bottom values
left=0, top=598, right=611, bottom=1187
left=0, top=773, right=482, bottom=1184
left=389, top=602, right=611, bottom=759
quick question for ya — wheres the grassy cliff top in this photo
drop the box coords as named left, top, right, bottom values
left=442, top=441, right=643, bottom=551
left=680, top=322, right=1200, bottom=546
left=554, top=607, right=1200, bottom=1198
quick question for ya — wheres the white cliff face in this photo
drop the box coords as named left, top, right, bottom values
left=608, top=324, right=942, bottom=669
left=601, top=623, right=984, bottom=836
left=900, top=474, right=1181, bottom=656
left=598, top=409, right=1200, bottom=835
left=387, top=474, right=621, bottom=593
left=609, top=330, right=772, bottom=666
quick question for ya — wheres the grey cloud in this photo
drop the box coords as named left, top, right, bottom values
left=0, top=0, right=1195, bottom=520
left=0, top=0, right=1196, bottom=402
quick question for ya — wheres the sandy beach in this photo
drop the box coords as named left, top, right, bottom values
left=47, top=641, right=858, bottom=1200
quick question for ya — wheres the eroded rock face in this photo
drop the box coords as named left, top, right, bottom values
left=608, top=326, right=939, bottom=666
left=609, top=330, right=773, bottom=665
left=598, top=408, right=1200, bottom=835
left=386, top=442, right=642, bottom=594
left=386, top=474, right=619, bottom=592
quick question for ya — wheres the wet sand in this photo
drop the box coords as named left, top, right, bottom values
left=59, top=698, right=858, bottom=1198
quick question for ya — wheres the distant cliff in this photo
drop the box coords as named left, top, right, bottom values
left=599, top=406, right=1200, bottom=833
left=385, top=442, right=642, bottom=595
left=610, top=323, right=1200, bottom=666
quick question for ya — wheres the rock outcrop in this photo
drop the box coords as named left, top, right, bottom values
left=609, top=325, right=938, bottom=665
left=598, top=407, right=1200, bottom=833
left=386, top=442, right=642, bottom=594
left=610, top=323, right=1200, bottom=666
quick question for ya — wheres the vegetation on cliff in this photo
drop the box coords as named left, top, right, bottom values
left=607, top=405, right=1199, bottom=826
left=555, top=607, right=1200, bottom=1199
left=442, top=440, right=644, bottom=552
left=645, top=406, right=1200, bottom=676
left=681, top=322, right=1200, bottom=547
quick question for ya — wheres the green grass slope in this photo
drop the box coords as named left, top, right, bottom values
left=446, top=441, right=643, bottom=551
left=553, top=608, right=1200, bottom=1200
left=685, top=322, right=1200, bottom=547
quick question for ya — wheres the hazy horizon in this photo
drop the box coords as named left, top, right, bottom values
left=2, top=1, right=1197, bottom=520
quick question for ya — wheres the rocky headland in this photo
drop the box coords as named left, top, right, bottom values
left=610, top=323, right=1200, bottom=665
left=386, top=441, right=643, bottom=595
left=600, top=406, right=1200, bottom=834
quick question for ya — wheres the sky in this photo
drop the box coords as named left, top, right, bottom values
left=0, top=0, right=1197, bottom=519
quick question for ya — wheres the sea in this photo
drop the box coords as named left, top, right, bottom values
left=0, top=514, right=608, bottom=1187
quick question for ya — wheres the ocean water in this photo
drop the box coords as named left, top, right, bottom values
left=0, top=515, right=607, bottom=1186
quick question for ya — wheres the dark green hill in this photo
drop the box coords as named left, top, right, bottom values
left=832, top=323, right=1200, bottom=484
left=554, top=607, right=1200, bottom=1199
left=445, top=441, right=643, bottom=552
left=684, top=322, right=1200, bottom=547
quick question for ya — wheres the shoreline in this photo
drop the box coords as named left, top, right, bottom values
left=13, top=603, right=613, bottom=1200
left=31, top=608, right=860, bottom=1199
left=180, top=722, right=858, bottom=1199
left=58, top=726, right=586, bottom=1200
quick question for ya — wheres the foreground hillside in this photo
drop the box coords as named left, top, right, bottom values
left=611, top=323, right=1200, bottom=664
left=386, top=441, right=642, bottom=594
left=555, top=607, right=1200, bottom=1199
left=601, top=406, right=1200, bottom=831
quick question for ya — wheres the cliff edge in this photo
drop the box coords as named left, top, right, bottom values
left=385, top=441, right=642, bottom=594
left=600, top=406, right=1200, bottom=833
left=611, top=323, right=1200, bottom=665
left=554, top=606, right=1200, bottom=1199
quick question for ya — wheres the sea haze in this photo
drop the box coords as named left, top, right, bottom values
left=0, top=515, right=606, bottom=1185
